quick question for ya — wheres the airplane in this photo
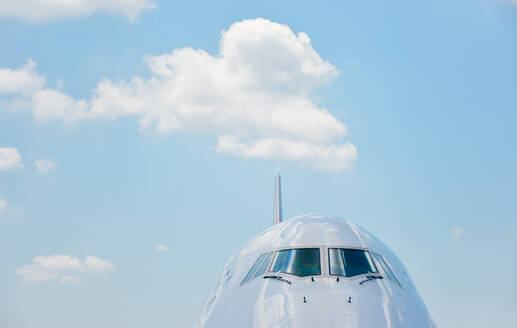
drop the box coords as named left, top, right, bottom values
left=196, top=175, right=437, bottom=327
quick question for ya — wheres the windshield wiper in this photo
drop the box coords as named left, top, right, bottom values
left=359, top=275, right=384, bottom=285
left=264, top=274, right=292, bottom=284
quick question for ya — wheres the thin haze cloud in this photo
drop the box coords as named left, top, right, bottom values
left=0, top=199, right=7, bottom=213
left=450, top=226, right=464, bottom=239
left=0, top=0, right=155, bottom=22
left=155, top=244, right=169, bottom=252
left=499, top=0, right=517, bottom=5
left=35, top=158, right=57, bottom=174
left=0, top=19, right=357, bottom=171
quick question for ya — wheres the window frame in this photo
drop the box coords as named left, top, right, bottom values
left=240, top=245, right=402, bottom=288
left=327, top=247, right=379, bottom=278
left=268, top=247, right=322, bottom=278
left=252, top=251, right=274, bottom=279
left=371, top=252, right=402, bottom=287
left=240, top=252, right=269, bottom=285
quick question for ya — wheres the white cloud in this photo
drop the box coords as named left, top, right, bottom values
left=16, top=255, right=115, bottom=284
left=451, top=226, right=464, bottom=239
left=35, top=158, right=57, bottom=174
left=0, top=0, right=155, bottom=22
left=0, top=147, right=23, bottom=170
left=0, top=60, right=45, bottom=95
left=83, top=255, right=115, bottom=273
left=0, top=18, right=357, bottom=170
left=0, top=199, right=7, bottom=213
left=217, top=136, right=357, bottom=171
left=155, top=244, right=169, bottom=252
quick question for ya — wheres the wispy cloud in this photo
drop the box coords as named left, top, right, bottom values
left=451, top=226, right=464, bottom=239
left=0, top=199, right=7, bottom=213
left=155, top=244, right=169, bottom=252
left=0, top=0, right=155, bottom=22
left=0, top=147, right=23, bottom=170
left=16, top=255, right=115, bottom=284
left=499, top=0, right=517, bottom=6
left=0, top=18, right=357, bottom=171
left=35, top=158, right=57, bottom=174
left=0, top=199, right=23, bottom=218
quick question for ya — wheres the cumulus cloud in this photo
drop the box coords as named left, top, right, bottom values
left=35, top=158, right=57, bottom=174
left=16, top=255, right=115, bottom=284
left=0, top=18, right=357, bottom=170
left=451, top=226, right=464, bottom=239
left=0, top=0, right=155, bottom=22
left=0, top=60, right=45, bottom=95
left=0, top=199, right=7, bottom=213
left=155, top=244, right=169, bottom=252
left=0, top=147, right=23, bottom=170
left=217, top=136, right=357, bottom=170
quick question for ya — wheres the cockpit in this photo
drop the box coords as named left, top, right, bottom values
left=241, top=247, right=401, bottom=286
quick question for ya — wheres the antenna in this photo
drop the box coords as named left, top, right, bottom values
left=274, top=175, right=283, bottom=224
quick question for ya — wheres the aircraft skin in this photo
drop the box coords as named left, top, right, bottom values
left=197, top=214, right=437, bottom=328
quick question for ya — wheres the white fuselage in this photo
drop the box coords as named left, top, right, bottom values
left=197, top=215, right=437, bottom=328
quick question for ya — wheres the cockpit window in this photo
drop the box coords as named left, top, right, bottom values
left=253, top=252, right=274, bottom=279
left=241, top=253, right=268, bottom=285
left=371, top=252, right=402, bottom=287
left=269, top=248, right=321, bottom=277
left=328, top=248, right=378, bottom=277
left=242, top=248, right=401, bottom=286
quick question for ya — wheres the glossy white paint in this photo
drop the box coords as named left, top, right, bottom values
left=197, top=215, right=437, bottom=328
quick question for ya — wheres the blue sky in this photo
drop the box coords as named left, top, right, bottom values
left=1, top=0, right=516, bottom=327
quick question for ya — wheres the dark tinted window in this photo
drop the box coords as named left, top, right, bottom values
left=329, top=248, right=377, bottom=277
left=270, top=248, right=320, bottom=277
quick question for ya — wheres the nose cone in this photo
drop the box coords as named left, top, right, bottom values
left=271, top=307, right=390, bottom=328
left=276, top=312, right=359, bottom=328
left=250, top=278, right=428, bottom=328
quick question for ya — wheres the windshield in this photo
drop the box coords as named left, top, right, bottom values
left=253, top=252, right=274, bottom=279
left=328, top=248, right=378, bottom=277
left=241, top=253, right=268, bottom=285
left=269, top=248, right=321, bottom=277
left=371, top=252, right=401, bottom=286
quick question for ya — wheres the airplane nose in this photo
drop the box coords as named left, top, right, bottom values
left=274, top=312, right=360, bottom=328
left=270, top=305, right=404, bottom=328
left=254, top=282, right=407, bottom=328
